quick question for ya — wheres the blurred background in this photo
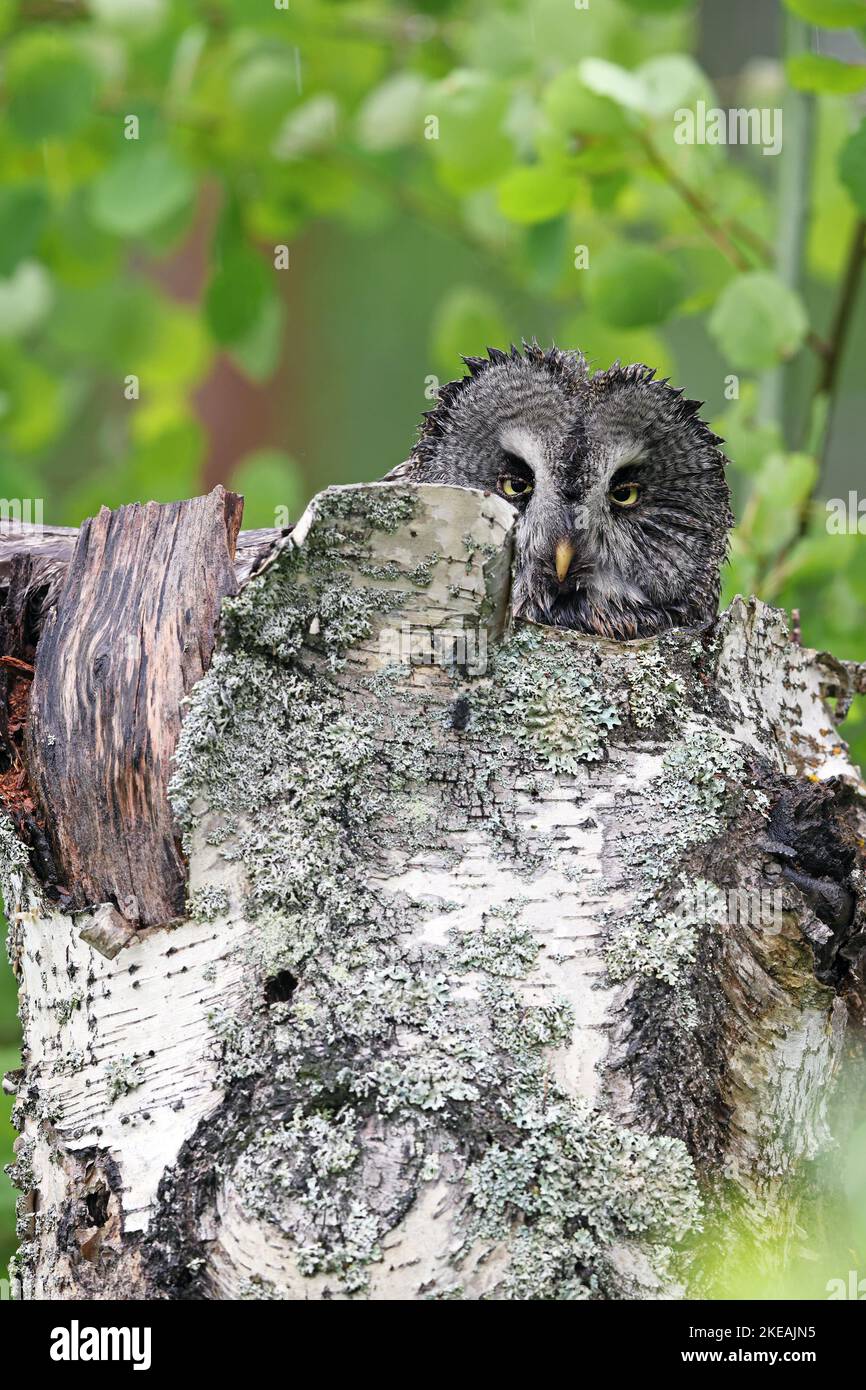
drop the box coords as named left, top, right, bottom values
left=1, top=0, right=865, bottom=1293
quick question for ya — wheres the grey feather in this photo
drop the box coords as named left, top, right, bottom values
left=390, top=341, right=733, bottom=640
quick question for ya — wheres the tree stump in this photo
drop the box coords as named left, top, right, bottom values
left=1, top=481, right=864, bottom=1300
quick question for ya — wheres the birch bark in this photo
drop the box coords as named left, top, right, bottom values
left=2, top=481, right=864, bottom=1300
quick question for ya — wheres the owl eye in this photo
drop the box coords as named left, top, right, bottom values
left=609, top=481, right=640, bottom=508
left=500, top=476, right=534, bottom=498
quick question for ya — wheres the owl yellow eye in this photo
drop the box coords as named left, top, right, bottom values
left=500, top=476, right=533, bottom=498
left=609, top=481, right=640, bottom=508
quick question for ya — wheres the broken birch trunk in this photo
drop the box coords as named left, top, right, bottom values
left=1, top=481, right=865, bottom=1301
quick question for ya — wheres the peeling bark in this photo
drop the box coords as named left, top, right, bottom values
left=26, top=488, right=242, bottom=927
left=1, top=481, right=864, bottom=1301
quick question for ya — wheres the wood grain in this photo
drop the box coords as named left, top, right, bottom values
left=0, top=518, right=284, bottom=594
left=25, top=488, right=242, bottom=927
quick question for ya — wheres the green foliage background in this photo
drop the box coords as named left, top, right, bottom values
left=1, top=0, right=865, bottom=1291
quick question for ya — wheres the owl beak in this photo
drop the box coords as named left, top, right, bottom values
left=554, top=540, right=576, bottom=584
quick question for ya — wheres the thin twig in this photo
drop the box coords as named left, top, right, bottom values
left=813, top=217, right=866, bottom=409
left=637, top=129, right=831, bottom=363
left=759, top=10, right=815, bottom=431
left=636, top=130, right=753, bottom=272
left=760, top=216, right=866, bottom=591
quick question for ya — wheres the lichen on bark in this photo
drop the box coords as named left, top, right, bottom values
left=3, top=482, right=862, bottom=1302
left=165, top=483, right=705, bottom=1298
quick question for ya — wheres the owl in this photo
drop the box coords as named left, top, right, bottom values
left=387, top=343, right=733, bottom=641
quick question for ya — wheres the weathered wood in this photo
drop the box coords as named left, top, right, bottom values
left=0, top=556, right=37, bottom=777
left=24, top=487, right=242, bottom=928
left=0, top=518, right=285, bottom=595
left=2, top=481, right=864, bottom=1301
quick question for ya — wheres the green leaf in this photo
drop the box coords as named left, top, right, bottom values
left=0, top=0, right=15, bottom=41
left=5, top=30, right=99, bottom=143
left=710, top=384, right=783, bottom=475
left=709, top=272, right=808, bottom=370
left=674, top=245, right=736, bottom=315
left=781, top=530, right=859, bottom=586
left=89, top=146, right=196, bottom=238
left=135, top=304, right=212, bottom=389
left=808, top=99, right=859, bottom=280
left=47, top=282, right=159, bottom=368
left=782, top=0, right=866, bottom=25
left=128, top=418, right=203, bottom=502
left=87, top=0, right=169, bottom=31
left=230, top=294, right=286, bottom=384
left=430, top=286, right=509, bottom=375
left=787, top=53, right=866, bottom=94
left=0, top=186, right=49, bottom=276
left=0, top=262, right=53, bottom=340
left=635, top=55, right=711, bottom=117
left=355, top=73, right=427, bottom=152
left=744, top=451, right=818, bottom=558
left=577, top=54, right=710, bottom=123
left=0, top=354, right=63, bottom=452
left=230, top=50, right=303, bottom=147
left=230, top=449, right=304, bottom=528
left=587, top=245, right=685, bottom=328
left=272, top=95, right=339, bottom=161
left=542, top=68, right=629, bottom=137
left=578, top=59, right=648, bottom=115
left=839, top=119, right=866, bottom=216
left=522, top=216, right=574, bottom=295
left=428, top=72, right=513, bottom=193
left=619, top=0, right=696, bottom=10
left=496, top=165, right=575, bottom=224
left=205, top=248, right=272, bottom=347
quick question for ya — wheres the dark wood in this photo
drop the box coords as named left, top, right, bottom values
left=0, top=518, right=285, bottom=594
left=0, top=554, right=38, bottom=774
left=25, top=488, right=242, bottom=927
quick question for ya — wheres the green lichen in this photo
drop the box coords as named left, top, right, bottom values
left=462, top=532, right=500, bottom=573
left=358, top=552, right=440, bottom=588
left=169, top=509, right=702, bottom=1299
left=606, top=878, right=726, bottom=991
left=629, top=728, right=752, bottom=887
left=604, top=728, right=762, bottom=999
left=53, top=994, right=82, bottom=1026
left=0, top=812, right=36, bottom=930
left=237, top=1275, right=284, bottom=1300
left=319, top=487, right=417, bottom=534
left=218, top=488, right=416, bottom=670
left=188, top=886, right=230, bottom=923
left=465, top=1097, right=701, bottom=1300
left=473, top=627, right=621, bottom=772
left=623, top=647, right=686, bottom=730
left=106, top=1056, right=145, bottom=1103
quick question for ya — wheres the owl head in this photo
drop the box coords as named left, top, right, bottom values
left=395, top=342, right=733, bottom=640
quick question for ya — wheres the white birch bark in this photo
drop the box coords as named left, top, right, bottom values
left=3, top=481, right=864, bottom=1300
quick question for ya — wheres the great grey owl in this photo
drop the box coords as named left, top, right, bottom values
left=386, top=342, right=733, bottom=641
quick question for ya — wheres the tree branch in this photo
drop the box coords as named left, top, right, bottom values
left=761, top=215, right=866, bottom=591
left=636, top=129, right=830, bottom=364
left=758, top=11, right=816, bottom=432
